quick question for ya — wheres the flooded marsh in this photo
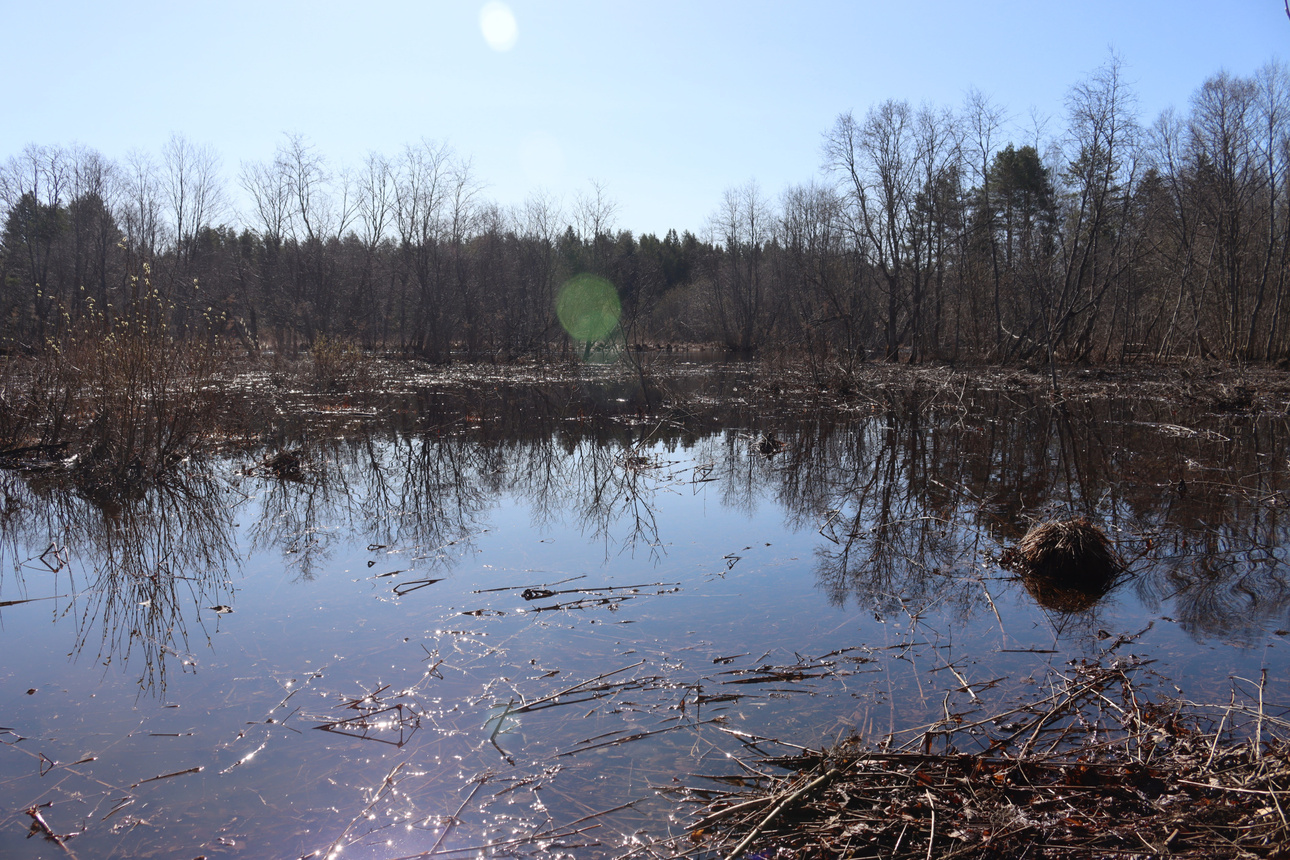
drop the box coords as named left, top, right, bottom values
left=3, top=361, right=1290, bottom=858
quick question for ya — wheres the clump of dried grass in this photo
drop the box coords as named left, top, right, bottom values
left=1001, top=517, right=1122, bottom=610
left=309, top=334, right=371, bottom=393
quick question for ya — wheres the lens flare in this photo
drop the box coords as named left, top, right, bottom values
left=479, top=2, right=518, bottom=52
left=556, top=275, right=621, bottom=343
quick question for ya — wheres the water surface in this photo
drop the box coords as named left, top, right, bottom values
left=3, top=365, right=1289, bottom=858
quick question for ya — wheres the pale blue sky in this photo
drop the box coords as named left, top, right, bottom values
left=3, top=1, right=1286, bottom=237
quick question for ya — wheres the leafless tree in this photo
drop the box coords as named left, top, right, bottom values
left=1054, top=52, right=1141, bottom=364
left=66, top=145, right=122, bottom=312
left=961, top=88, right=1009, bottom=354
left=162, top=133, right=226, bottom=266
left=1249, top=61, right=1290, bottom=358
left=573, top=179, right=619, bottom=273
left=392, top=139, right=456, bottom=356
left=707, top=179, right=775, bottom=353
left=1, top=144, right=70, bottom=341
left=825, top=100, right=918, bottom=361
left=120, top=149, right=165, bottom=261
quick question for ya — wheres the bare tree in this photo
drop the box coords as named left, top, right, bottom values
left=276, top=133, right=357, bottom=339
left=908, top=104, right=962, bottom=360
left=573, top=179, right=619, bottom=273
left=240, top=157, right=290, bottom=250
left=779, top=181, right=859, bottom=369
left=392, top=138, right=454, bottom=355
left=961, top=88, right=1009, bottom=354
left=161, top=133, right=226, bottom=266
left=1050, top=53, right=1141, bottom=366
left=1144, top=107, right=1207, bottom=359
left=707, top=179, right=774, bottom=353
left=824, top=100, right=917, bottom=361
left=353, top=151, right=395, bottom=346
left=446, top=157, right=484, bottom=354
left=239, top=151, right=292, bottom=347
left=119, top=150, right=164, bottom=262
left=0, top=144, right=70, bottom=342
left=67, top=145, right=122, bottom=313
left=1250, top=61, right=1290, bottom=358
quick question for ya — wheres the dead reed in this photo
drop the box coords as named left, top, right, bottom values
left=671, top=661, right=1290, bottom=860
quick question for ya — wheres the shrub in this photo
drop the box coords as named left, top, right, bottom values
left=2, top=264, right=224, bottom=503
left=309, top=334, right=370, bottom=393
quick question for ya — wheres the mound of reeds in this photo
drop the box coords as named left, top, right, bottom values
left=1001, top=517, right=1122, bottom=609
left=309, top=334, right=371, bottom=393
left=675, top=662, right=1290, bottom=859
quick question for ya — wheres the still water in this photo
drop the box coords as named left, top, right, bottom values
left=3, top=366, right=1289, bottom=858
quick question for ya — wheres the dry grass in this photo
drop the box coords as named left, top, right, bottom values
left=309, top=334, right=372, bottom=393
left=1000, top=518, right=1123, bottom=608
left=668, top=662, right=1290, bottom=860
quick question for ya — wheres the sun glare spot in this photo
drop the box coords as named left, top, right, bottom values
left=480, top=2, right=518, bottom=52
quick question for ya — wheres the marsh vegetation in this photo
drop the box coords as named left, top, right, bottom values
left=3, top=357, right=1290, bottom=857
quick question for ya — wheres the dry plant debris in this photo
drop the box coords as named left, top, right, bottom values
left=667, top=660, right=1290, bottom=860
left=1001, top=518, right=1123, bottom=612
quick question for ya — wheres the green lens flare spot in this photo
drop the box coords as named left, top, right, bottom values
left=556, top=275, right=621, bottom=342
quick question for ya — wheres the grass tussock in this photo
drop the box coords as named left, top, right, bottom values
left=1000, top=517, right=1123, bottom=609
left=309, top=334, right=372, bottom=393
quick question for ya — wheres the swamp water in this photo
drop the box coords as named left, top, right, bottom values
left=3, top=364, right=1290, bottom=858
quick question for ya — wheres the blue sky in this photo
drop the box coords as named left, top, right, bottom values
left=3, top=0, right=1286, bottom=237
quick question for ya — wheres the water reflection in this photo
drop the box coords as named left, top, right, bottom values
left=245, top=434, right=496, bottom=582
left=5, top=384, right=1284, bottom=691
left=4, top=372, right=1290, bottom=856
left=5, top=383, right=1290, bottom=692
left=1, top=467, right=236, bottom=693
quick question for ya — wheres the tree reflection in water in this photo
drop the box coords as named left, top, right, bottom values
left=3, top=369, right=1290, bottom=857
left=732, top=387, right=1290, bottom=640
left=1, top=467, right=236, bottom=695
left=5, top=380, right=1289, bottom=691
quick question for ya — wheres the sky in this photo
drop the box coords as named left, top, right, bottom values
left=2, top=0, right=1287, bottom=238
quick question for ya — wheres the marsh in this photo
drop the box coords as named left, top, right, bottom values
left=3, top=359, right=1290, bottom=858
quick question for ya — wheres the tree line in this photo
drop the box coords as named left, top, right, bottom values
left=3, top=56, right=1289, bottom=366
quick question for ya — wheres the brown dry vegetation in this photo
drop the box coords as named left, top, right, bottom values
left=666, top=661, right=1290, bottom=860
left=1000, top=518, right=1123, bottom=612
left=5, top=344, right=1290, bottom=505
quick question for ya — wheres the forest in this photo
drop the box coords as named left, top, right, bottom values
left=3, top=57, right=1289, bottom=368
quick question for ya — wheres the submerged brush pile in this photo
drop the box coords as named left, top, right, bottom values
left=665, top=660, right=1290, bottom=860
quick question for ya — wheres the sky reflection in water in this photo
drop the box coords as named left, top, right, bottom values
left=2, top=380, right=1290, bottom=858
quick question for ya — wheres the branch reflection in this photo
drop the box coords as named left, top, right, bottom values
left=1, top=467, right=236, bottom=694
left=4, top=373, right=1290, bottom=702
